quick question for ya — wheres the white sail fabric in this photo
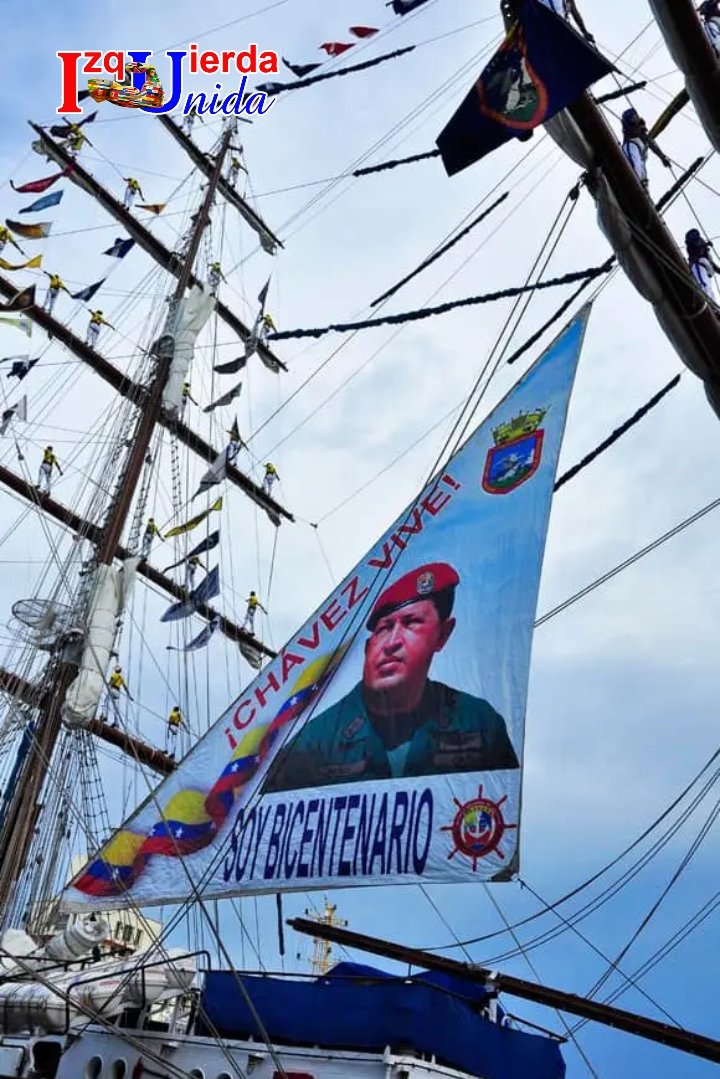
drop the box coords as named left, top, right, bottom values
left=62, top=565, right=122, bottom=729
left=63, top=310, right=590, bottom=910
left=162, top=285, right=216, bottom=415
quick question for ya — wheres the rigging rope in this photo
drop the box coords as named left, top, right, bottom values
left=370, top=191, right=509, bottom=307
left=269, top=263, right=611, bottom=340
left=553, top=374, right=681, bottom=491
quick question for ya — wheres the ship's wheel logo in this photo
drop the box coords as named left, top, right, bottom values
left=442, top=786, right=516, bottom=870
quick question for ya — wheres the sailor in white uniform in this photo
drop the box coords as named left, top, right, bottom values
left=699, top=0, right=720, bottom=56
left=685, top=229, right=720, bottom=300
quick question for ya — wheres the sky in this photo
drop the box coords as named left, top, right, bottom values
left=0, top=1, right=719, bottom=1077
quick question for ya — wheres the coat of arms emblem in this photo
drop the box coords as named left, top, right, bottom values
left=482, top=408, right=546, bottom=495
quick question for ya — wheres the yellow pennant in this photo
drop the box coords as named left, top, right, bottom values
left=138, top=203, right=166, bottom=215
left=164, top=496, right=223, bottom=539
left=0, top=255, right=43, bottom=271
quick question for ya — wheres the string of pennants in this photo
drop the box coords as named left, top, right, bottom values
left=252, top=0, right=431, bottom=96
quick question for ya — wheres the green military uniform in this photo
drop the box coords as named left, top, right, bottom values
left=265, top=679, right=519, bottom=793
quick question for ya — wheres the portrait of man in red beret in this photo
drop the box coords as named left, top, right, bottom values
left=265, top=562, right=519, bottom=792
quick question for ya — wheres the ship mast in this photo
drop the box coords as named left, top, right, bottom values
left=0, top=129, right=233, bottom=915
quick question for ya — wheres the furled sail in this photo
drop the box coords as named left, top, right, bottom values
left=546, top=105, right=720, bottom=418
left=162, top=284, right=216, bottom=415
left=62, top=559, right=138, bottom=728
left=63, top=309, right=591, bottom=909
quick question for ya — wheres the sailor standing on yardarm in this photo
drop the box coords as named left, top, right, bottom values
left=36, top=445, right=62, bottom=494
left=242, top=591, right=267, bottom=635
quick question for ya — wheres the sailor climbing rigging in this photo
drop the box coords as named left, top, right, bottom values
left=36, top=446, right=62, bottom=494
left=181, top=381, right=198, bottom=414
left=166, top=705, right=184, bottom=757
left=106, top=665, right=132, bottom=727
left=262, top=461, right=279, bottom=497
left=685, top=229, right=720, bottom=300
left=141, top=517, right=163, bottom=560
left=208, top=261, right=225, bottom=296
left=183, top=106, right=199, bottom=135
left=242, top=591, right=267, bottom=635
left=43, top=273, right=69, bottom=316
left=86, top=310, right=112, bottom=349
left=123, top=177, right=144, bottom=210
left=225, top=419, right=242, bottom=466
left=67, top=127, right=86, bottom=158
left=699, top=0, right=720, bottom=56
left=620, top=108, right=670, bottom=191
left=227, top=153, right=246, bottom=187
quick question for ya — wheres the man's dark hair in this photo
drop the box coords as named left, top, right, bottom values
left=430, top=587, right=456, bottom=623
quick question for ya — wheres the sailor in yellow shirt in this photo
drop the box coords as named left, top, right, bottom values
left=67, top=128, right=86, bottom=157
left=0, top=224, right=20, bottom=256
left=242, top=590, right=267, bottom=636
left=106, top=665, right=133, bottom=727
left=36, top=445, right=63, bottom=494
left=166, top=705, right=184, bottom=756
left=123, top=176, right=144, bottom=210
left=208, top=261, right=225, bottom=296
left=180, top=381, right=199, bottom=415
left=86, top=309, right=112, bottom=349
left=227, top=153, right=245, bottom=187
left=43, top=273, right=69, bottom=316
left=258, top=312, right=276, bottom=344
left=261, top=461, right=279, bottom=497
left=141, top=516, right=163, bottom=560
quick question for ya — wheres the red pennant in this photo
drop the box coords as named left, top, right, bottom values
left=349, top=25, right=379, bottom=37
left=319, top=41, right=355, bottom=56
left=10, top=167, right=72, bottom=195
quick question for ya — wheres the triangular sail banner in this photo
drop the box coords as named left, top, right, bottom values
left=5, top=220, right=53, bottom=241
left=63, top=309, right=591, bottom=908
left=164, top=497, right=223, bottom=539
left=0, top=317, right=32, bottom=337
left=0, top=286, right=35, bottom=313
left=11, top=168, right=71, bottom=194
left=71, top=279, right=105, bottom=302
left=18, top=190, right=64, bottom=214
left=167, top=615, right=221, bottom=652
left=160, top=566, right=220, bottom=622
left=204, top=381, right=243, bottom=413
left=103, top=237, right=135, bottom=258
left=164, top=530, right=220, bottom=573
left=0, top=255, right=42, bottom=271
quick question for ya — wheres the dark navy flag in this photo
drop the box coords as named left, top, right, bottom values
left=72, top=278, right=105, bottom=302
left=282, top=57, right=322, bottom=78
left=164, top=530, right=220, bottom=572
left=390, top=0, right=430, bottom=13
left=436, top=0, right=613, bottom=176
left=161, top=565, right=220, bottom=622
left=103, top=237, right=135, bottom=258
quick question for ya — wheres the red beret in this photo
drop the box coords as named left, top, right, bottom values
left=367, top=562, right=460, bottom=631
